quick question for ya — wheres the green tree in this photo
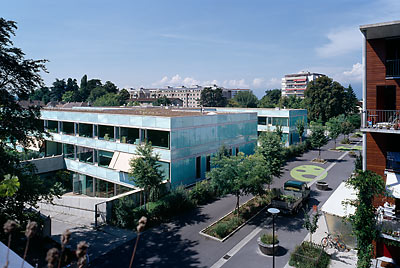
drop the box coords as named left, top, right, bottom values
left=152, top=96, right=171, bottom=106
left=50, top=78, right=67, bottom=101
left=88, top=86, right=107, bottom=103
left=62, top=91, right=75, bottom=102
left=0, top=174, right=20, bottom=197
left=258, top=89, right=281, bottom=108
left=309, top=122, right=327, bottom=160
left=66, top=78, right=79, bottom=92
left=129, top=142, right=163, bottom=209
left=208, top=152, right=269, bottom=218
left=256, top=131, right=285, bottom=182
left=341, top=118, right=354, bottom=139
left=232, top=90, right=258, bottom=108
left=93, top=93, right=121, bottom=106
left=29, top=87, right=51, bottom=104
left=79, top=74, right=89, bottom=100
left=199, top=87, right=227, bottom=107
left=118, top=88, right=130, bottom=104
left=295, top=119, right=306, bottom=143
left=279, top=95, right=305, bottom=109
left=303, top=206, right=321, bottom=243
left=103, top=81, right=118, bottom=94
left=345, top=171, right=385, bottom=268
left=326, top=116, right=343, bottom=149
left=0, top=18, right=64, bottom=224
left=304, top=76, right=347, bottom=123
left=343, top=85, right=359, bottom=114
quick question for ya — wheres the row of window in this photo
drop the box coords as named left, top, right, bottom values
left=257, top=117, right=289, bottom=127
left=196, top=147, right=240, bottom=178
left=72, top=172, right=132, bottom=198
left=44, top=120, right=170, bottom=149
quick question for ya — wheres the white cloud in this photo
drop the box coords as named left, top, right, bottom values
left=316, top=27, right=362, bottom=58
left=252, top=78, right=264, bottom=87
left=152, top=74, right=201, bottom=87
left=265, top=77, right=280, bottom=88
left=334, top=62, right=363, bottom=85
left=222, top=79, right=249, bottom=88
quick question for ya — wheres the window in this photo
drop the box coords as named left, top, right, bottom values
left=116, top=184, right=132, bottom=195
left=147, top=129, right=170, bottom=148
left=62, top=122, right=74, bottom=135
left=98, top=125, right=114, bottom=141
left=95, top=179, right=114, bottom=198
left=63, top=143, right=75, bottom=159
left=45, top=141, right=62, bottom=156
left=236, top=147, right=239, bottom=156
left=258, top=117, right=267, bottom=125
left=206, top=155, right=211, bottom=172
left=120, top=127, right=139, bottom=144
left=47, top=120, right=58, bottom=133
left=196, top=156, right=201, bottom=178
left=98, top=150, right=113, bottom=167
left=77, top=146, right=94, bottom=164
left=78, top=123, right=93, bottom=138
left=272, top=117, right=288, bottom=126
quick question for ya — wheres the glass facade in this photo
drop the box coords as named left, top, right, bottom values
left=98, top=125, right=114, bottom=141
left=46, top=141, right=62, bottom=156
left=62, top=122, right=74, bottom=135
left=98, top=150, right=113, bottom=167
left=147, top=129, right=169, bottom=148
left=120, top=127, right=139, bottom=144
left=63, top=143, right=75, bottom=159
left=72, top=172, right=132, bottom=198
left=77, top=146, right=94, bottom=164
left=79, top=123, right=93, bottom=138
left=47, top=120, right=58, bottom=133
left=272, top=117, right=288, bottom=126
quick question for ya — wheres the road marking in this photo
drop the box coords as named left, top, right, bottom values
left=210, top=218, right=271, bottom=268
left=307, top=140, right=361, bottom=188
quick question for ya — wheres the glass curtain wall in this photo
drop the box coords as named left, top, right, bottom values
left=120, top=127, right=139, bottom=144
left=63, top=144, right=75, bottom=159
left=77, top=146, right=94, bottom=164
left=98, top=150, right=113, bottom=167
left=78, top=123, right=93, bottom=138
left=47, top=120, right=58, bottom=133
left=98, top=125, right=114, bottom=141
left=62, top=122, right=75, bottom=135
left=147, top=130, right=170, bottom=148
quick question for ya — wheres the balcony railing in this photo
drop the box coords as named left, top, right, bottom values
left=386, top=59, right=400, bottom=77
left=364, top=110, right=400, bottom=130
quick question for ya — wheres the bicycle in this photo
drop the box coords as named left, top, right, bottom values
left=321, top=232, right=347, bottom=252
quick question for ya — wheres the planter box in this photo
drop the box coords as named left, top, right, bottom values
left=316, top=181, right=329, bottom=191
left=257, top=237, right=279, bottom=255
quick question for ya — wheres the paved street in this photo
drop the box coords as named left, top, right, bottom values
left=90, top=135, right=360, bottom=268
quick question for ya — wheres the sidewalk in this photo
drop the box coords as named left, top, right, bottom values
left=39, top=208, right=138, bottom=261
left=290, top=214, right=358, bottom=268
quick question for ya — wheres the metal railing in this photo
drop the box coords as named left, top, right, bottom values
left=386, top=59, right=400, bottom=77
left=364, top=110, right=400, bottom=129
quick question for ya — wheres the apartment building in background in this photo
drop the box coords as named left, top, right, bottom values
left=128, top=85, right=249, bottom=108
left=281, top=71, right=325, bottom=98
left=360, top=20, right=400, bottom=262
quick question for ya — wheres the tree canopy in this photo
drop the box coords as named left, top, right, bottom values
left=304, top=76, right=357, bottom=123
left=129, top=142, right=164, bottom=209
left=256, top=131, right=285, bottom=180
left=231, top=90, right=258, bottom=108
left=309, top=122, right=327, bottom=160
left=0, top=18, right=63, bottom=224
left=199, top=87, right=227, bottom=107
left=258, top=89, right=281, bottom=108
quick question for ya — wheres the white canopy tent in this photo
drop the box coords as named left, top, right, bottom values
left=321, top=181, right=357, bottom=248
left=385, top=171, right=400, bottom=199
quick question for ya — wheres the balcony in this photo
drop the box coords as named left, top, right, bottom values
left=362, top=110, right=400, bottom=133
left=386, top=59, right=400, bottom=78
left=377, top=202, right=400, bottom=242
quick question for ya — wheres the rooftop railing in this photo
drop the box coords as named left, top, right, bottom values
left=364, top=110, right=400, bottom=130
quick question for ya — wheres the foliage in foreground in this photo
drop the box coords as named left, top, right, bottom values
left=345, top=170, right=386, bottom=268
left=289, top=242, right=330, bottom=268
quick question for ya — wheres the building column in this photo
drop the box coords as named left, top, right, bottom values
left=362, top=30, right=367, bottom=172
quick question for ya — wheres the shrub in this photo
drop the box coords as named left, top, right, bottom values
left=213, top=217, right=243, bottom=239
left=289, top=242, right=330, bottom=268
left=340, top=137, right=350, bottom=144
left=260, top=233, right=279, bottom=244
left=188, top=180, right=217, bottom=205
left=112, top=197, right=146, bottom=229
left=284, top=140, right=310, bottom=160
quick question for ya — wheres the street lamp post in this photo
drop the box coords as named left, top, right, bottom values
left=268, top=208, right=280, bottom=268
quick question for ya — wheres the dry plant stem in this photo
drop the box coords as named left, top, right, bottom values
left=129, top=232, right=141, bottom=268
left=57, top=245, right=64, bottom=268
left=4, top=233, right=11, bottom=268
left=20, top=237, right=30, bottom=268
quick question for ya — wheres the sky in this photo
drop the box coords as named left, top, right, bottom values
left=3, top=0, right=400, bottom=98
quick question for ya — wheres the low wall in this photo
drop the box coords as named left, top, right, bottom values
left=24, top=155, right=65, bottom=174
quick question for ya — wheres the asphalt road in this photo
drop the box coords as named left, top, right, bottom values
left=90, top=135, right=360, bottom=268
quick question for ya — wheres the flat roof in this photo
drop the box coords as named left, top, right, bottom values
left=41, top=107, right=236, bottom=117
left=360, top=20, right=400, bottom=39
